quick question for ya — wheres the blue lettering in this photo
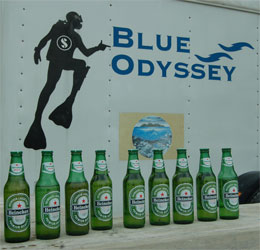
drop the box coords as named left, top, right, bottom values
left=138, top=60, right=154, bottom=76
left=157, top=61, right=172, bottom=77
left=209, top=65, right=221, bottom=80
left=223, top=66, right=236, bottom=81
left=138, top=33, right=153, bottom=50
left=112, top=54, right=134, bottom=75
left=156, top=35, right=171, bottom=51
left=177, top=37, right=190, bottom=53
left=191, top=64, right=205, bottom=79
left=113, top=26, right=133, bottom=48
left=174, top=62, right=189, bottom=78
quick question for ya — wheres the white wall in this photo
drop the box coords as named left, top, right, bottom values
left=0, top=0, right=259, bottom=217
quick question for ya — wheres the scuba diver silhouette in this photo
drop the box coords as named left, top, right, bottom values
left=24, top=11, right=110, bottom=150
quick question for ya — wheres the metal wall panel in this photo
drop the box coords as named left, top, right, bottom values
left=0, top=0, right=259, bottom=217
left=185, top=4, right=259, bottom=179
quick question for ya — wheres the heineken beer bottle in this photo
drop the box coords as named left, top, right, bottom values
left=65, top=150, right=89, bottom=235
left=90, top=150, right=112, bottom=230
left=4, top=151, right=30, bottom=243
left=172, top=149, right=194, bottom=224
left=196, top=149, right=217, bottom=221
left=218, top=148, right=239, bottom=219
left=123, top=149, right=145, bottom=228
left=35, top=151, right=60, bottom=239
left=149, top=149, right=170, bottom=225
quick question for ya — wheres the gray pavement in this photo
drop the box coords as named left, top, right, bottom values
left=0, top=200, right=259, bottom=250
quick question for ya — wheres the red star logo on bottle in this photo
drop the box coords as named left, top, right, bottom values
left=140, top=194, right=143, bottom=198
left=212, top=190, right=215, bottom=193
left=161, top=193, right=164, bottom=197
left=185, top=192, right=188, bottom=195
left=16, top=164, right=18, bottom=166
left=105, top=196, right=108, bottom=200
left=17, top=203, right=22, bottom=208
left=233, top=189, right=236, bottom=192
left=54, top=201, right=57, bottom=205
left=82, top=199, right=85, bottom=203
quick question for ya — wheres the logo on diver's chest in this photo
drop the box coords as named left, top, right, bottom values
left=56, top=35, right=72, bottom=51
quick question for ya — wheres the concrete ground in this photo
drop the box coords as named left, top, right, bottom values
left=0, top=199, right=259, bottom=250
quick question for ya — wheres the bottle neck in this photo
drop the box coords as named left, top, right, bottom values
left=67, top=153, right=86, bottom=182
left=220, top=151, right=236, bottom=174
left=199, top=152, right=213, bottom=173
left=127, top=153, right=141, bottom=174
left=8, top=155, right=25, bottom=180
left=152, top=151, right=165, bottom=173
left=94, top=154, right=108, bottom=175
left=176, top=151, right=190, bottom=173
left=38, top=154, right=58, bottom=185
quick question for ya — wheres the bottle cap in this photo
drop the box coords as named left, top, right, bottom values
left=128, top=149, right=138, bottom=154
left=95, top=150, right=106, bottom=154
left=200, top=148, right=209, bottom=152
left=71, top=150, right=82, bottom=154
left=11, top=151, right=23, bottom=156
left=41, top=150, right=53, bottom=155
left=222, top=148, right=231, bottom=152
left=153, top=149, right=163, bottom=154
left=177, top=148, right=186, bottom=153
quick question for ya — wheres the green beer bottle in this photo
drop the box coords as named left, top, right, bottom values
left=218, top=148, right=239, bottom=219
left=123, top=149, right=145, bottom=228
left=65, top=150, right=89, bottom=235
left=91, top=150, right=112, bottom=230
left=35, top=151, right=60, bottom=239
left=172, top=149, right=194, bottom=224
left=196, top=148, right=217, bottom=221
left=4, top=151, right=30, bottom=243
left=149, top=149, right=170, bottom=225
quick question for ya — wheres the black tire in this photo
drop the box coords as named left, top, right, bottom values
left=249, top=189, right=260, bottom=203
left=238, top=171, right=260, bottom=204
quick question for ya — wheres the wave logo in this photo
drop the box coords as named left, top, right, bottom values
left=195, top=42, right=254, bottom=63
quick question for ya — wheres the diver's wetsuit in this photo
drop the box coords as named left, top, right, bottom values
left=24, top=18, right=109, bottom=150
left=34, top=20, right=91, bottom=124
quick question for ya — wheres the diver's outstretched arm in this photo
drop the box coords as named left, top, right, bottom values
left=78, top=37, right=110, bottom=57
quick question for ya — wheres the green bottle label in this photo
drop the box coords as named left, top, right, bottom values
left=94, top=187, right=112, bottom=221
left=41, top=191, right=60, bottom=229
left=129, top=159, right=140, bottom=171
left=42, top=162, right=55, bottom=174
left=223, top=180, right=239, bottom=211
left=201, top=182, right=217, bottom=213
left=70, top=189, right=89, bottom=226
left=10, top=163, right=24, bottom=176
left=153, top=159, right=165, bottom=170
left=177, top=158, right=188, bottom=169
left=129, top=185, right=145, bottom=219
left=175, top=183, right=193, bottom=216
left=72, top=161, right=83, bottom=173
left=151, top=184, right=170, bottom=217
left=95, top=160, right=107, bottom=172
left=223, top=157, right=233, bottom=167
left=5, top=193, right=30, bottom=232
left=201, top=158, right=211, bottom=168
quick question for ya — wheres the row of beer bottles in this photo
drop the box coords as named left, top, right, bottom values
left=124, top=148, right=239, bottom=229
left=4, top=150, right=110, bottom=242
left=3, top=148, right=239, bottom=243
